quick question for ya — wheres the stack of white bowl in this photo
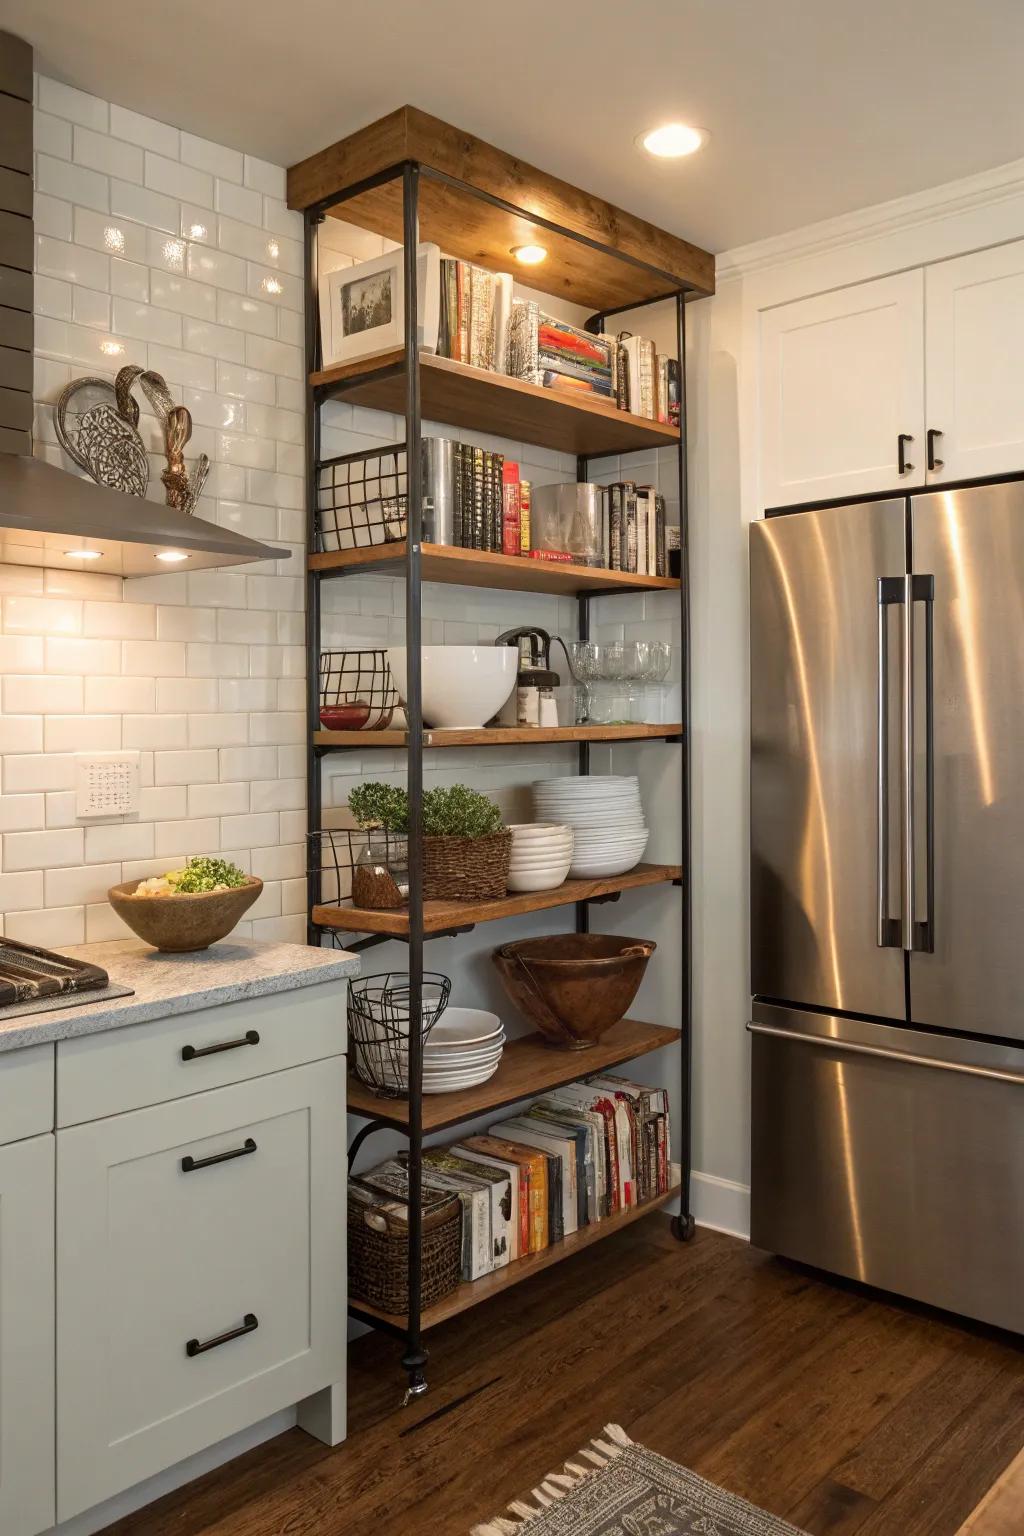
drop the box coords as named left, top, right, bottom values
left=507, top=823, right=574, bottom=891
left=422, top=1008, right=505, bottom=1093
left=532, top=776, right=649, bottom=877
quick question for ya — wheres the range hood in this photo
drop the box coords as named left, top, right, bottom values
left=0, top=30, right=290, bottom=576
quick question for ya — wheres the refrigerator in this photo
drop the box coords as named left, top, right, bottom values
left=749, top=480, right=1024, bottom=1333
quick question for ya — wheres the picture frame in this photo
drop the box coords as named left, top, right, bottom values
left=319, top=242, right=440, bottom=368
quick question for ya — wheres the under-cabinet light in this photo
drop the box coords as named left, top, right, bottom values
left=155, top=550, right=190, bottom=563
left=511, top=244, right=548, bottom=266
left=65, top=549, right=103, bottom=560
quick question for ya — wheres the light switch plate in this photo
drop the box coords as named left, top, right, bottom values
left=75, top=752, right=141, bottom=819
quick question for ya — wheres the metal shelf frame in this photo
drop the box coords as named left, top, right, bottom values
left=303, top=156, right=695, bottom=1403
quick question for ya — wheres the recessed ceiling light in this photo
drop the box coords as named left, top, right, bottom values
left=155, top=550, right=189, bottom=563
left=637, top=123, right=708, bottom=159
left=511, top=244, right=548, bottom=266
left=65, top=549, right=102, bottom=560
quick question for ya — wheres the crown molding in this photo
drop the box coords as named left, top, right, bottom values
left=716, top=155, right=1024, bottom=283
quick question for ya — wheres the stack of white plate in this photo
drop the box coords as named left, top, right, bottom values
left=422, top=1008, right=505, bottom=1093
left=507, top=823, right=573, bottom=891
left=532, top=776, right=649, bottom=878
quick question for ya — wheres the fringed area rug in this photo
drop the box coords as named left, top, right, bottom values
left=470, top=1424, right=806, bottom=1536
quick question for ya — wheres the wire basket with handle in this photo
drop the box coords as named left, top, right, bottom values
left=319, top=649, right=398, bottom=731
left=347, top=971, right=452, bottom=1096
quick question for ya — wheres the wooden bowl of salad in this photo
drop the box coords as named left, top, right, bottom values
left=108, top=859, right=262, bottom=952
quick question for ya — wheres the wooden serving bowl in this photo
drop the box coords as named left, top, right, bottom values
left=492, top=932, right=656, bottom=1050
left=108, top=878, right=262, bottom=952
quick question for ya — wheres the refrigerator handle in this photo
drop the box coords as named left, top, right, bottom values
left=903, top=574, right=936, bottom=953
left=877, top=577, right=904, bottom=947
left=746, top=1022, right=1024, bottom=1086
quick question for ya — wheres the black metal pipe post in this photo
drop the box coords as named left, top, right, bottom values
left=401, top=162, right=429, bottom=1400
left=674, top=290, right=696, bottom=1240
left=304, top=210, right=323, bottom=945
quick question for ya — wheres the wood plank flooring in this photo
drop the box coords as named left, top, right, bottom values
left=100, top=1221, right=1024, bottom=1536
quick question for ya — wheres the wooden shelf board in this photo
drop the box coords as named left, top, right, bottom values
left=347, top=1017, right=682, bottom=1134
left=311, top=349, right=681, bottom=457
left=314, top=722, right=683, bottom=749
left=313, top=862, right=681, bottom=936
left=349, top=1166, right=682, bottom=1331
left=287, top=107, right=715, bottom=307
left=309, top=541, right=680, bottom=597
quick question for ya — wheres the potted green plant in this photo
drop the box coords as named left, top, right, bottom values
left=421, top=784, right=510, bottom=901
left=348, top=782, right=410, bottom=909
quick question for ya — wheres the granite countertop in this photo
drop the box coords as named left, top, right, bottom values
left=0, top=939, right=360, bottom=1053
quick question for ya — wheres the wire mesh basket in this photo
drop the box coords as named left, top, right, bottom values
left=312, top=827, right=409, bottom=910
left=316, top=445, right=407, bottom=552
left=348, top=971, right=453, bottom=1096
left=319, top=649, right=398, bottom=731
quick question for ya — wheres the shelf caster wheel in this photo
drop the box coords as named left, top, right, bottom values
left=401, top=1343, right=429, bottom=1406
left=671, top=1212, right=696, bottom=1243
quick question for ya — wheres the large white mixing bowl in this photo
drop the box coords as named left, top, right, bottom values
left=387, top=646, right=517, bottom=729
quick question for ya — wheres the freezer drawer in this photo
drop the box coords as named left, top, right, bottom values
left=749, top=1001, right=1024, bottom=1333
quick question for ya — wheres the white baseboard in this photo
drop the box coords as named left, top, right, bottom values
left=42, top=1408, right=297, bottom=1536
left=691, top=1170, right=751, bottom=1239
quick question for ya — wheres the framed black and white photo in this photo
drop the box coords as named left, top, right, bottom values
left=320, top=242, right=440, bottom=368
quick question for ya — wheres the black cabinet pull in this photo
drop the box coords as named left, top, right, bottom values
left=181, top=1029, right=259, bottom=1062
left=181, top=1137, right=257, bottom=1174
left=927, top=428, right=944, bottom=471
left=185, top=1312, right=258, bottom=1358
left=897, top=433, right=914, bottom=475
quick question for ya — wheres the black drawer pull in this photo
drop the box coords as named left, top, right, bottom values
left=186, top=1313, right=258, bottom=1358
left=181, top=1137, right=257, bottom=1174
left=181, top=1029, right=259, bottom=1062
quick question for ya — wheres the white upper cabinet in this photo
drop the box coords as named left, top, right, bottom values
left=759, top=271, right=925, bottom=508
left=924, top=241, right=1024, bottom=483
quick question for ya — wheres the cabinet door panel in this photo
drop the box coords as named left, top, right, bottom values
left=57, top=1061, right=346, bottom=1520
left=0, top=1135, right=55, bottom=1536
left=760, top=271, right=925, bottom=508
left=925, top=241, right=1024, bottom=482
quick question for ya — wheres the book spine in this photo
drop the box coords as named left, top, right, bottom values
left=519, top=479, right=531, bottom=553
left=655, top=492, right=666, bottom=577
left=657, top=354, right=670, bottom=424
left=609, top=483, right=623, bottom=572
left=501, top=461, right=521, bottom=556
left=491, top=452, right=503, bottom=551
left=667, top=357, right=681, bottom=428
left=452, top=442, right=464, bottom=548
left=528, top=549, right=574, bottom=563
left=471, top=446, right=485, bottom=550
left=624, top=483, right=638, bottom=574
left=636, top=491, right=649, bottom=576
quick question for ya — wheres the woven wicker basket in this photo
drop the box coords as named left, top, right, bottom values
left=348, top=1189, right=462, bottom=1314
left=423, top=830, right=511, bottom=901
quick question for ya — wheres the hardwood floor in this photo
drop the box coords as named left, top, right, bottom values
left=101, top=1220, right=1024, bottom=1536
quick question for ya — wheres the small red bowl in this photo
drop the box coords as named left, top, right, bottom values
left=320, top=703, right=371, bottom=730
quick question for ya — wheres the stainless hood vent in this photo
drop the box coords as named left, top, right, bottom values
left=0, top=30, right=290, bottom=575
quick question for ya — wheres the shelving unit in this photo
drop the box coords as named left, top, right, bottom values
left=291, top=106, right=712, bottom=1402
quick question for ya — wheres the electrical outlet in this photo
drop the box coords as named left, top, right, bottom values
left=75, top=752, right=141, bottom=819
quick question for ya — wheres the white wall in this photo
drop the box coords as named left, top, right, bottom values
left=690, top=152, right=1024, bottom=1237
left=1, top=77, right=306, bottom=949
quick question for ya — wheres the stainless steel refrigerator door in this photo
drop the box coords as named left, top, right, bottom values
left=750, top=501, right=907, bottom=1018
left=909, top=485, right=1024, bottom=1041
left=749, top=1001, right=1024, bottom=1333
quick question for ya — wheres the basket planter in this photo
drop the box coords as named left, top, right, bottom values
left=348, top=1189, right=462, bottom=1314
left=423, top=830, right=511, bottom=901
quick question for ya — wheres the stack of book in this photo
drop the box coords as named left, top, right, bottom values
left=606, top=481, right=668, bottom=576
left=437, top=259, right=513, bottom=372
left=351, top=1072, right=673, bottom=1289
left=602, top=332, right=680, bottom=425
left=423, top=436, right=530, bottom=554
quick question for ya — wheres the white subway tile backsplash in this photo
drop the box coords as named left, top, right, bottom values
left=145, top=151, right=212, bottom=207
left=181, top=133, right=243, bottom=184
left=74, top=124, right=143, bottom=182
left=109, top=103, right=179, bottom=157
left=16, top=81, right=308, bottom=947
left=39, top=77, right=108, bottom=131
left=3, top=828, right=84, bottom=871
left=111, top=176, right=178, bottom=234
left=37, top=155, right=108, bottom=212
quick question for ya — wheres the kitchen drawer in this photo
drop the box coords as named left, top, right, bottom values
left=0, top=1043, right=54, bottom=1143
left=57, top=982, right=346, bottom=1125
left=56, top=1060, right=347, bottom=1519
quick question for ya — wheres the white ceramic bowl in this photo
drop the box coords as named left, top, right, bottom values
left=507, top=867, right=571, bottom=892
left=427, top=1007, right=503, bottom=1046
left=387, top=646, right=517, bottom=729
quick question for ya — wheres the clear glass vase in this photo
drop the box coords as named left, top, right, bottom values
left=352, top=831, right=409, bottom=910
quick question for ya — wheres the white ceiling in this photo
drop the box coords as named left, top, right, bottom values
left=3, top=0, right=1023, bottom=254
